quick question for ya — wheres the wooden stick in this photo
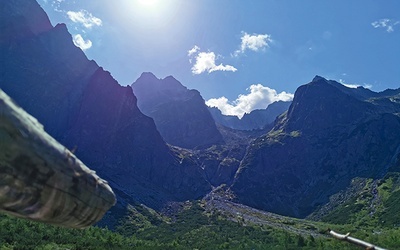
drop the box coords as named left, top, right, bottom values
left=0, top=89, right=116, bottom=228
left=328, top=229, right=387, bottom=250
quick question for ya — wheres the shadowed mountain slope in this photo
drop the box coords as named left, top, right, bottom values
left=132, top=73, right=223, bottom=149
left=0, top=0, right=211, bottom=211
left=231, top=76, right=400, bottom=218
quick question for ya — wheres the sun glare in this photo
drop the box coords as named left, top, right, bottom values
left=138, top=0, right=158, bottom=7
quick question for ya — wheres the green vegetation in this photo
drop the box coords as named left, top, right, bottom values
left=259, top=128, right=301, bottom=147
left=378, top=173, right=400, bottom=227
left=320, top=197, right=364, bottom=225
left=313, top=173, right=400, bottom=249
left=320, top=173, right=400, bottom=229
left=1, top=199, right=399, bottom=249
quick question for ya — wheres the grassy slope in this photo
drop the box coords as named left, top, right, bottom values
left=1, top=197, right=399, bottom=249
left=1, top=172, right=400, bottom=249
left=318, top=172, right=400, bottom=228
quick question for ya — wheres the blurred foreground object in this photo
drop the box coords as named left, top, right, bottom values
left=0, top=89, right=116, bottom=229
left=328, top=229, right=387, bottom=250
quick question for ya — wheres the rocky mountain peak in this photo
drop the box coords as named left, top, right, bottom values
left=312, top=75, right=327, bottom=83
left=163, top=75, right=178, bottom=81
left=231, top=75, right=400, bottom=218
left=53, top=23, right=68, bottom=32
left=284, top=77, right=373, bottom=132
left=132, top=73, right=223, bottom=149
left=1, top=0, right=212, bottom=212
left=138, top=71, right=158, bottom=80
left=134, top=72, right=187, bottom=95
left=209, top=101, right=292, bottom=131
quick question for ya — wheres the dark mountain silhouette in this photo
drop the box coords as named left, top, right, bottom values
left=3, top=0, right=400, bottom=227
left=132, top=73, right=223, bottom=149
left=231, top=76, right=400, bottom=218
left=209, top=101, right=291, bottom=131
left=0, top=0, right=211, bottom=210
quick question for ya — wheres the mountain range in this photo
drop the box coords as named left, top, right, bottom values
left=209, top=100, right=291, bottom=131
left=231, top=76, right=400, bottom=217
left=2, top=0, right=400, bottom=230
left=132, top=72, right=223, bottom=149
left=0, top=0, right=211, bottom=213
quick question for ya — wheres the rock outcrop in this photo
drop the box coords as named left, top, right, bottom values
left=4, top=0, right=400, bottom=224
left=231, top=76, right=400, bottom=218
left=132, top=72, right=223, bottom=149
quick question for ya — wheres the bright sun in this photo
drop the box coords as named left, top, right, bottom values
left=129, top=0, right=171, bottom=23
left=138, top=0, right=158, bottom=7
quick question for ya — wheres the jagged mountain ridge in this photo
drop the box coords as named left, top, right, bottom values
left=132, top=72, right=223, bottom=149
left=209, top=101, right=292, bottom=131
left=0, top=0, right=211, bottom=209
left=231, top=76, right=400, bottom=218
left=131, top=72, right=254, bottom=187
left=3, top=0, right=400, bottom=227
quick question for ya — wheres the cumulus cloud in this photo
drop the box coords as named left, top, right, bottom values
left=371, top=18, right=399, bottom=33
left=189, top=50, right=237, bottom=74
left=67, top=10, right=102, bottom=28
left=72, top=34, right=92, bottom=50
left=188, top=32, right=272, bottom=73
left=234, top=32, right=272, bottom=56
left=206, top=84, right=293, bottom=118
left=188, top=45, right=200, bottom=56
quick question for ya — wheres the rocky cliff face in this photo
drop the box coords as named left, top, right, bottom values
left=0, top=0, right=52, bottom=41
left=231, top=76, right=400, bottom=218
left=132, top=72, right=223, bottom=149
left=4, top=0, right=400, bottom=224
left=0, top=5, right=98, bottom=140
left=0, top=0, right=211, bottom=208
left=241, top=101, right=292, bottom=129
left=209, top=101, right=291, bottom=131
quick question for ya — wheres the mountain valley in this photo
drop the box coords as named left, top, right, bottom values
left=1, top=0, right=400, bottom=249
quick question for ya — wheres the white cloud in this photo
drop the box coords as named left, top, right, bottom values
left=342, top=83, right=360, bottom=89
left=371, top=18, right=399, bottom=33
left=67, top=10, right=102, bottom=28
left=206, top=84, right=293, bottom=118
left=188, top=45, right=200, bottom=56
left=72, top=34, right=92, bottom=50
left=190, top=51, right=237, bottom=74
left=340, top=79, right=372, bottom=89
left=234, top=32, right=272, bottom=56
left=188, top=32, right=272, bottom=73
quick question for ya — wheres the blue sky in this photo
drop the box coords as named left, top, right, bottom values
left=39, top=0, right=400, bottom=117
